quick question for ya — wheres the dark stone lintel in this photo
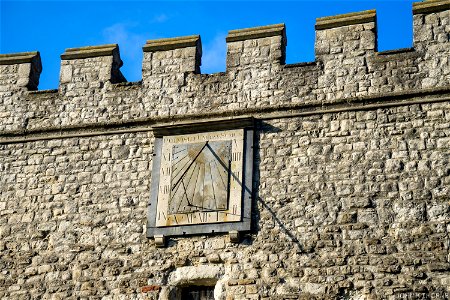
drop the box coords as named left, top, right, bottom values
left=413, top=0, right=450, bottom=14
left=143, top=35, right=201, bottom=52
left=61, top=44, right=119, bottom=60
left=152, top=117, right=255, bottom=137
left=316, top=10, right=376, bottom=30
left=0, top=51, right=40, bottom=65
left=226, top=23, right=286, bottom=45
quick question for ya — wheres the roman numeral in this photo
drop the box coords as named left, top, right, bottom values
left=232, top=205, right=238, bottom=215
left=187, top=214, right=193, bottom=223
left=163, top=152, right=171, bottom=161
left=158, top=211, right=167, bottom=221
left=231, top=171, right=240, bottom=184
left=232, top=152, right=242, bottom=162
left=161, top=184, right=170, bottom=194
left=162, top=167, right=171, bottom=176
left=199, top=212, right=208, bottom=223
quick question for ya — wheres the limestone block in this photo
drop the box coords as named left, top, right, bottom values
left=167, top=265, right=224, bottom=286
left=60, top=64, right=73, bottom=84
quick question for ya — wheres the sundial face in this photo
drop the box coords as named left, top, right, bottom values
left=169, top=140, right=231, bottom=214
left=155, top=129, right=245, bottom=227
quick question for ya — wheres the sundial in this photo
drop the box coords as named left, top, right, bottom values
left=147, top=118, right=254, bottom=245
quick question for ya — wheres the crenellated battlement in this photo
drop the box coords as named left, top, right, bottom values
left=142, top=35, right=202, bottom=76
left=0, top=0, right=449, bottom=133
left=59, top=44, right=126, bottom=87
left=1, top=0, right=448, bottom=90
left=226, top=23, right=287, bottom=68
left=0, top=51, right=42, bottom=90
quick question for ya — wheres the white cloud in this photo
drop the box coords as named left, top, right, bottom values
left=151, top=14, right=168, bottom=23
left=201, top=32, right=227, bottom=74
left=102, top=22, right=154, bottom=82
left=103, top=23, right=147, bottom=59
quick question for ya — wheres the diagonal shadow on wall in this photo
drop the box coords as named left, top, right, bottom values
left=248, top=120, right=303, bottom=252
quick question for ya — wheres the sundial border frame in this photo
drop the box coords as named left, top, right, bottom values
left=147, top=117, right=255, bottom=238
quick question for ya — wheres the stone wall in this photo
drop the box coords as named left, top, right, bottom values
left=0, top=1, right=449, bottom=299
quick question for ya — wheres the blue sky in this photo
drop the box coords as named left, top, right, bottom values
left=1, top=0, right=415, bottom=90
